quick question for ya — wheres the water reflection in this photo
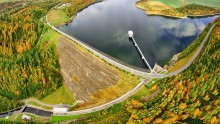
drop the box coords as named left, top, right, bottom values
left=58, top=0, right=218, bottom=69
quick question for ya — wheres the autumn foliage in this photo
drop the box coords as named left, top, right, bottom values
left=0, top=0, right=63, bottom=112
left=124, top=17, right=220, bottom=123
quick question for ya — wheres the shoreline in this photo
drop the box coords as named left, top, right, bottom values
left=54, top=0, right=103, bottom=27
left=136, top=1, right=220, bottom=19
left=52, top=1, right=168, bottom=72
left=146, top=12, right=220, bottom=19
left=45, top=15, right=217, bottom=116
left=2, top=0, right=217, bottom=120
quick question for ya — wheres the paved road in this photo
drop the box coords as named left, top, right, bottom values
left=61, top=23, right=215, bottom=115
left=13, top=105, right=26, bottom=121
left=64, top=77, right=152, bottom=115
left=21, top=98, right=58, bottom=107
left=45, top=15, right=152, bottom=77
left=40, top=10, right=216, bottom=116
left=163, top=23, right=216, bottom=78
left=45, top=12, right=216, bottom=79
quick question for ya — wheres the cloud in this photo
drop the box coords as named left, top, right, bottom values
left=195, top=20, right=206, bottom=31
left=161, top=20, right=197, bottom=38
left=161, top=20, right=179, bottom=29
left=113, top=28, right=127, bottom=42
left=174, top=22, right=196, bottom=37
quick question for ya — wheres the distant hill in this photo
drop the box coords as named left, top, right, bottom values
left=136, top=0, right=220, bottom=18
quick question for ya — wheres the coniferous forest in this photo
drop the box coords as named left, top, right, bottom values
left=0, top=0, right=100, bottom=113
left=0, top=0, right=219, bottom=123
left=0, top=0, right=63, bottom=112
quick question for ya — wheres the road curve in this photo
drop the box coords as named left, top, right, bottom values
left=45, top=16, right=153, bottom=77
left=60, top=77, right=151, bottom=115
left=45, top=12, right=216, bottom=79
left=22, top=98, right=60, bottom=108
left=44, top=7, right=216, bottom=116
left=61, top=23, right=215, bottom=116
left=163, top=23, right=216, bottom=78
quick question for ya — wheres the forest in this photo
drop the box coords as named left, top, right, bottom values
left=136, top=0, right=220, bottom=18
left=178, top=4, right=220, bottom=16
left=0, top=0, right=63, bottom=112
left=69, top=17, right=220, bottom=124
left=0, top=0, right=101, bottom=113
left=161, top=4, right=220, bottom=18
left=0, top=1, right=23, bottom=13
left=0, top=0, right=219, bottom=123
left=64, top=0, right=96, bottom=17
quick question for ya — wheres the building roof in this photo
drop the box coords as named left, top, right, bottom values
left=53, top=107, right=68, bottom=114
left=22, top=114, right=32, bottom=120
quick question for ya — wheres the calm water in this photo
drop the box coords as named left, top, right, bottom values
left=58, top=0, right=217, bottom=69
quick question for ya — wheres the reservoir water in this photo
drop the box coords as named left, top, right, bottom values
left=58, top=0, right=218, bottom=69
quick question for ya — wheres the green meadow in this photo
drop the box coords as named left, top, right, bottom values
left=155, top=0, right=220, bottom=8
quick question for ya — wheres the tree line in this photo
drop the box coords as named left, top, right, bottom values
left=0, top=0, right=63, bottom=112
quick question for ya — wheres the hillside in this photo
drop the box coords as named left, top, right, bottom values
left=136, top=0, right=220, bottom=18
left=0, top=0, right=140, bottom=115
left=57, top=35, right=139, bottom=109
left=47, top=0, right=96, bottom=26
left=0, top=0, right=65, bottom=112
left=0, top=1, right=24, bottom=13
left=0, top=0, right=219, bottom=123
left=67, top=16, right=220, bottom=124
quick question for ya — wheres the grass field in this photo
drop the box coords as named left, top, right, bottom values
left=16, top=113, right=49, bottom=123
left=154, top=0, right=220, bottom=8
left=137, top=0, right=220, bottom=18
left=50, top=114, right=82, bottom=122
left=39, top=25, right=60, bottom=45
left=0, top=0, right=20, bottom=3
left=186, top=0, right=220, bottom=8
left=0, top=114, right=17, bottom=121
left=154, top=0, right=182, bottom=8
left=168, top=47, right=199, bottom=72
left=47, top=8, right=71, bottom=26
left=40, top=84, right=75, bottom=105
left=132, top=86, right=151, bottom=99
left=0, top=113, right=49, bottom=123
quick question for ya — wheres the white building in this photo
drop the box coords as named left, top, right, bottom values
left=53, top=107, right=68, bottom=114
left=53, top=104, right=69, bottom=114
left=22, top=114, right=32, bottom=121
left=128, top=31, right=134, bottom=37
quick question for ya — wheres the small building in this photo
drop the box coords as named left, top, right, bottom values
left=22, top=114, right=32, bottom=121
left=53, top=107, right=68, bottom=114
left=128, top=31, right=134, bottom=37
left=53, top=104, right=69, bottom=114
left=153, top=63, right=168, bottom=73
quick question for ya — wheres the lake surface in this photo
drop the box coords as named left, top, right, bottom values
left=58, top=0, right=218, bottom=69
